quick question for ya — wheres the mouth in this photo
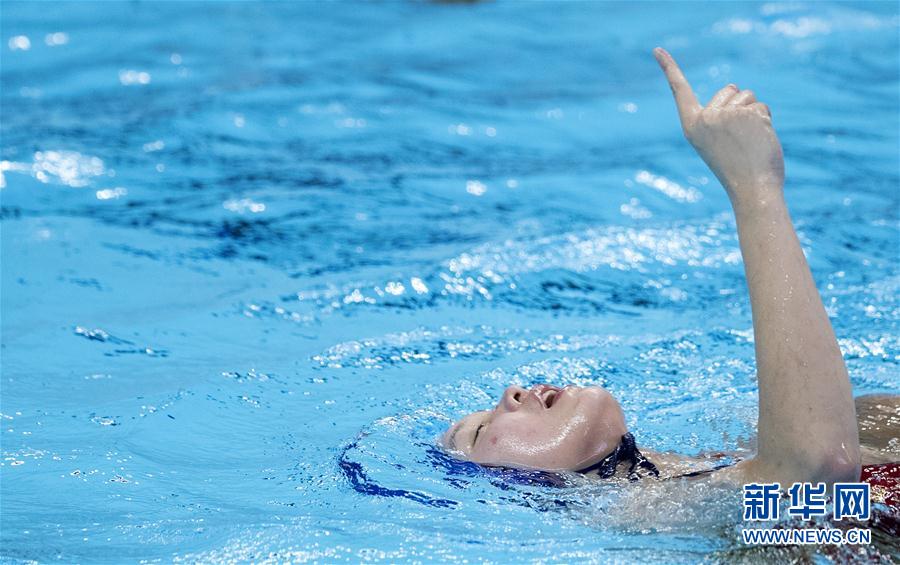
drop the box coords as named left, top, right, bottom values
left=544, top=390, right=559, bottom=408
left=532, top=384, right=564, bottom=409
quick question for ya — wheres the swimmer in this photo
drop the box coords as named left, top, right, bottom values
left=442, top=48, right=899, bottom=487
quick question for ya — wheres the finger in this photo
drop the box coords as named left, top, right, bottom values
left=748, top=102, right=772, bottom=119
left=653, top=47, right=701, bottom=125
left=707, top=84, right=739, bottom=108
left=727, top=89, right=757, bottom=106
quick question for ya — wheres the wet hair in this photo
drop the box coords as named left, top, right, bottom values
left=575, top=432, right=659, bottom=481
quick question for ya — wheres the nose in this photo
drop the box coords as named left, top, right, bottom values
left=498, top=385, right=528, bottom=412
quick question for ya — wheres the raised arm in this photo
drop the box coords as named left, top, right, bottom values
left=653, top=48, right=860, bottom=485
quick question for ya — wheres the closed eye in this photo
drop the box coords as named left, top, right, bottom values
left=472, top=422, right=486, bottom=446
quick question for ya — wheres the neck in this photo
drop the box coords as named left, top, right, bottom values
left=576, top=433, right=660, bottom=481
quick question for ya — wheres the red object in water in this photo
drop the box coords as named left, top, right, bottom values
left=860, top=463, right=900, bottom=538
left=861, top=463, right=900, bottom=509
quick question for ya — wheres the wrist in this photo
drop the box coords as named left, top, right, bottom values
left=726, top=181, right=785, bottom=216
left=731, top=193, right=789, bottom=228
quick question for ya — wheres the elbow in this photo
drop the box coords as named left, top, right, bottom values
left=792, top=420, right=862, bottom=485
left=808, top=446, right=861, bottom=485
left=756, top=444, right=861, bottom=486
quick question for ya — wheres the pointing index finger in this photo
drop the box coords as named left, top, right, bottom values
left=653, top=47, right=701, bottom=127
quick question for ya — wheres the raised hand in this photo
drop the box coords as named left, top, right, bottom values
left=654, top=48, right=859, bottom=487
left=653, top=47, right=784, bottom=209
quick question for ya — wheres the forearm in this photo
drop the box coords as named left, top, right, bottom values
left=733, top=192, right=859, bottom=483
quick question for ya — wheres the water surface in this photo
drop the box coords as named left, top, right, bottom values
left=2, top=1, right=898, bottom=562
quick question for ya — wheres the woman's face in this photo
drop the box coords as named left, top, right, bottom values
left=442, top=384, right=628, bottom=472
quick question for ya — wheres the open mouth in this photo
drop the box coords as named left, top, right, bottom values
left=533, top=384, right=563, bottom=409
left=544, top=390, right=558, bottom=408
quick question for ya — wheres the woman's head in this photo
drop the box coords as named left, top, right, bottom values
left=442, top=384, right=628, bottom=472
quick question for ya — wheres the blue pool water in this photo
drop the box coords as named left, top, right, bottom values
left=2, top=1, right=898, bottom=562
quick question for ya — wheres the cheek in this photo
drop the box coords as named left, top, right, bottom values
left=485, top=423, right=542, bottom=453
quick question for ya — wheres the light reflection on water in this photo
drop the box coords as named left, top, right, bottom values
left=1, top=1, right=898, bottom=562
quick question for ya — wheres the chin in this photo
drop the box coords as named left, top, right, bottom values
left=571, top=387, right=628, bottom=464
left=578, top=386, right=625, bottom=422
